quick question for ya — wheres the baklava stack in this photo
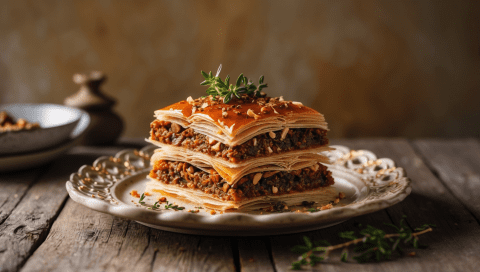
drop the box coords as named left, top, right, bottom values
left=145, top=93, right=335, bottom=211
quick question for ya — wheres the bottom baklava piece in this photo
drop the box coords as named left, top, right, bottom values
left=148, top=160, right=334, bottom=203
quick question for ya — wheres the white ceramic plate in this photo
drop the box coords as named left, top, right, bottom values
left=66, top=145, right=411, bottom=236
left=0, top=110, right=90, bottom=172
left=0, top=104, right=86, bottom=155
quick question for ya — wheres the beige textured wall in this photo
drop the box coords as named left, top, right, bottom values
left=1, top=0, right=479, bottom=138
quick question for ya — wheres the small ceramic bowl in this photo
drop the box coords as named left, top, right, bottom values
left=0, top=104, right=87, bottom=155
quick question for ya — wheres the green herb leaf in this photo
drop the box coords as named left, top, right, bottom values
left=303, top=236, right=313, bottom=249
left=291, top=245, right=310, bottom=254
left=236, top=73, right=244, bottom=87
left=290, top=216, right=434, bottom=268
left=340, top=249, right=348, bottom=262
left=199, top=65, right=268, bottom=103
left=139, top=193, right=146, bottom=204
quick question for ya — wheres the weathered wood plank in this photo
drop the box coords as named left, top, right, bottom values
left=270, top=210, right=395, bottom=272
left=21, top=200, right=236, bottom=272
left=0, top=151, right=106, bottom=272
left=0, top=169, right=43, bottom=226
left=339, top=139, right=480, bottom=271
left=269, top=139, right=480, bottom=272
left=237, top=237, right=275, bottom=272
left=413, top=138, right=480, bottom=220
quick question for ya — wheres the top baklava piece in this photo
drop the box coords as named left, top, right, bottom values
left=145, top=66, right=334, bottom=211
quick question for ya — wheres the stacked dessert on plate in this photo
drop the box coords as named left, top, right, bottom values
left=145, top=66, right=334, bottom=211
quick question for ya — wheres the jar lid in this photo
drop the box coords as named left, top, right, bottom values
left=64, top=71, right=115, bottom=110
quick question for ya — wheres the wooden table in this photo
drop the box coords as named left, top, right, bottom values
left=1, top=138, right=480, bottom=272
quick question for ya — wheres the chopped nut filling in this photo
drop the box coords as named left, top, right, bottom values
left=149, top=160, right=334, bottom=202
left=150, top=121, right=328, bottom=163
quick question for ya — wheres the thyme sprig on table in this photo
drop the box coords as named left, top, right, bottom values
left=200, top=64, right=268, bottom=103
left=291, top=216, right=435, bottom=270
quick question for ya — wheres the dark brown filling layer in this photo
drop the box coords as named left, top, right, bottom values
left=149, top=160, right=334, bottom=202
left=150, top=120, right=328, bottom=163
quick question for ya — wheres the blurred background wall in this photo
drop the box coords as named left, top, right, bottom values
left=1, top=0, right=479, bottom=138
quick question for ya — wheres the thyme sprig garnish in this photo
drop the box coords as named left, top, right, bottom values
left=138, top=194, right=184, bottom=211
left=151, top=201, right=160, bottom=210
left=200, top=64, right=268, bottom=103
left=291, top=216, right=435, bottom=270
left=139, top=193, right=146, bottom=205
left=165, top=201, right=185, bottom=211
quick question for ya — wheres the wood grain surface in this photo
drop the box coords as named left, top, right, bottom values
left=0, top=138, right=478, bottom=272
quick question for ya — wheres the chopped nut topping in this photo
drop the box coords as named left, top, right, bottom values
left=280, top=127, right=289, bottom=140
left=272, top=186, right=278, bottom=194
left=201, top=102, right=208, bottom=108
left=253, top=173, right=262, bottom=185
left=192, top=107, right=197, bottom=114
left=271, top=106, right=279, bottom=114
left=253, top=138, right=257, bottom=146
left=292, top=101, right=303, bottom=107
left=222, top=111, right=228, bottom=118
left=247, top=109, right=260, bottom=119
left=268, top=131, right=276, bottom=139
left=260, top=107, right=269, bottom=114
left=267, top=146, right=273, bottom=153
left=310, top=164, right=319, bottom=172
left=186, top=96, right=194, bottom=104
left=278, top=96, right=284, bottom=102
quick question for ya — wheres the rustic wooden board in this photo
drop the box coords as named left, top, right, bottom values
left=0, top=151, right=104, bottom=272
left=269, top=139, right=480, bottom=272
left=0, top=169, right=43, bottom=226
left=6, top=139, right=480, bottom=272
left=413, top=139, right=480, bottom=220
left=236, top=237, right=275, bottom=272
left=21, top=200, right=236, bottom=272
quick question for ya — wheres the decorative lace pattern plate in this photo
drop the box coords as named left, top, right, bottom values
left=66, top=145, right=411, bottom=236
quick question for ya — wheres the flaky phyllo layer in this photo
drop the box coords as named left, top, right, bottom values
left=146, top=95, right=334, bottom=211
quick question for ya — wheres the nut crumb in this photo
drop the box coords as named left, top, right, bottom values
left=130, top=190, right=140, bottom=198
left=247, top=109, right=260, bottom=119
left=281, top=127, right=289, bottom=140
left=253, top=173, right=262, bottom=185
left=268, top=131, right=276, bottom=139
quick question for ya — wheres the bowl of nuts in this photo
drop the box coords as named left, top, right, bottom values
left=0, top=104, right=87, bottom=155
